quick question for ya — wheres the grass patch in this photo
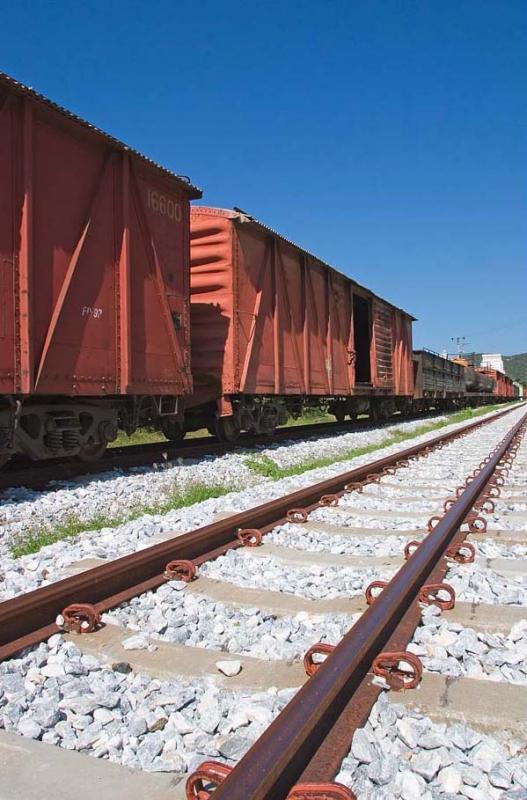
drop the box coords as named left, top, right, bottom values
left=109, top=428, right=166, bottom=448
left=110, top=427, right=213, bottom=448
left=244, top=403, right=511, bottom=480
left=284, top=409, right=334, bottom=427
left=9, top=513, right=126, bottom=558
left=9, top=481, right=232, bottom=558
left=150, top=482, right=230, bottom=515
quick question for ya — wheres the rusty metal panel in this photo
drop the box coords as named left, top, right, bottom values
left=0, top=74, right=195, bottom=398
left=392, top=310, right=413, bottom=395
left=328, top=270, right=354, bottom=395
left=199, top=213, right=354, bottom=397
left=372, top=299, right=394, bottom=389
left=189, top=209, right=235, bottom=401
left=0, top=90, right=16, bottom=393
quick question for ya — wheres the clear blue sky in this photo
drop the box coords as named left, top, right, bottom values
left=2, top=0, right=526, bottom=354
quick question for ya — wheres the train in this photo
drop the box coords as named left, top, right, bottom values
left=0, top=72, right=522, bottom=466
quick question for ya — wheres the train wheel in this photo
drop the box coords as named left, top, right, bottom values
left=160, top=418, right=185, bottom=443
left=215, top=416, right=241, bottom=443
left=77, top=440, right=108, bottom=462
left=333, top=409, right=346, bottom=423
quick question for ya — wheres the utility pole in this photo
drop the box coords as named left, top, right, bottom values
left=451, top=336, right=467, bottom=357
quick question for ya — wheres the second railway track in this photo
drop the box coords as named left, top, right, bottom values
left=0, top=403, right=526, bottom=799
left=0, top=410, right=449, bottom=494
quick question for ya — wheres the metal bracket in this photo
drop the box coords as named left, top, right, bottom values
left=164, top=560, right=196, bottom=582
left=304, top=642, right=336, bottom=676
left=59, top=603, right=101, bottom=634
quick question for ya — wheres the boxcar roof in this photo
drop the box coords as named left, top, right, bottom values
left=193, top=206, right=417, bottom=321
left=0, top=71, right=202, bottom=199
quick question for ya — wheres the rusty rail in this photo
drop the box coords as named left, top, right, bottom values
left=0, top=405, right=519, bottom=665
left=192, top=409, right=526, bottom=800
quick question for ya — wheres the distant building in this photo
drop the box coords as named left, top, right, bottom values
left=481, top=353, right=505, bottom=372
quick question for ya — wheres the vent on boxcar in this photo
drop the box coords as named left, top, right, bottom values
left=374, top=303, right=394, bottom=387
left=352, top=294, right=372, bottom=383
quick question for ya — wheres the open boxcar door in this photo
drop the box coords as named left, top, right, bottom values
left=351, top=289, right=373, bottom=385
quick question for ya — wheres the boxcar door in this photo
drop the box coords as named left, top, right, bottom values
left=352, top=292, right=372, bottom=384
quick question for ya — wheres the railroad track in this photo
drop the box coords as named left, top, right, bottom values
left=0, top=404, right=526, bottom=799
left=0, top=409, right=463, bottom=493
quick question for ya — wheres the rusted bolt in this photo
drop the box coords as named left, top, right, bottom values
left=186, top=761, right=233, bottom=799
left=403, top=540, right=421, bottom=560
left=418, top=582, right=456, bottom=610
left=303, top=642, right=336, bottom=676
left=365, top=580, right=388, bottom=604
left=372, top=651, right=423, bottom=690
left=319, top=494, right=339, bottom=507
left=366, top=473, right=381, bottom=483
left=59, top=604, right=101, bottom=634
left=236, top=528, right=263, bottom=547
left=287, top=783, right=357, bottom=800
left=446, top=542, right=476, bottom=563
left=396, top=459, right=409, bottom=468
left=427, top=515, right=442, bottom=532
left=287, top=508, right=308, bottom=523
left=164, top=560, right=197, bottom=582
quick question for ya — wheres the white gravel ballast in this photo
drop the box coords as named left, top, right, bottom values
left=0, top=635, right=295, bottom=774
left=2, top=407, right=521, bottom=603
left=104, top=583, right=358, bottom=660
left=335, top=693, right=527, bottom=799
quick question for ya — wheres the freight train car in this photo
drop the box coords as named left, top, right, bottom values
left=451, top=358, right=495, bottom=406
left=188, top=207, right=414, bottom=441
left=412, top=350, right=465, bottom=410
left=0, top=73, right=200, bottom=466
left=477, top=368, right=514, bottom=400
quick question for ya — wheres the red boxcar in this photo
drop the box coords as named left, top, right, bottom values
left=189, top=207, right=414, bottom=440
left=0, top=73, right=200, bottom=464
left=476, top=368, right=514, bottom=399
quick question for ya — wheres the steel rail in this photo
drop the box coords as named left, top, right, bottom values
left=0, top=409, right=446, bottom=493
left=204, top=409, right=527, bottom=800
left=0, top=405, right=519, bottom=664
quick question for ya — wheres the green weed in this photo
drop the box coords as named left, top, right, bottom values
left=244, top=404, right=511, bottom=480
left=9, top=481, right=232, bottom=558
